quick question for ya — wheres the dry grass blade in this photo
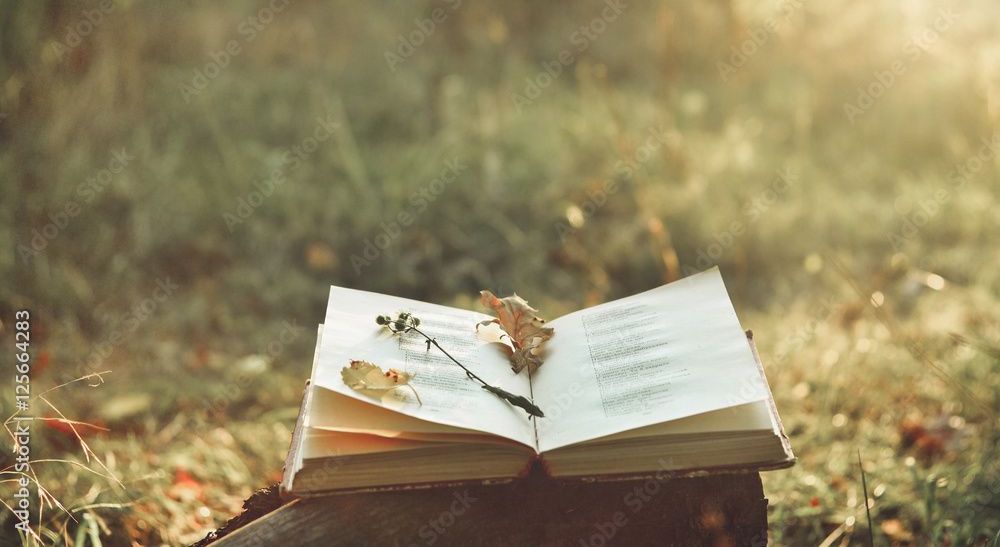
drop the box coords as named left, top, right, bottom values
left=817, top=523, right=847, bottom=547
left=949, top=332, right=1000, bottom=360
left=1, top=371, right=125, bottom=540
left=858, top=450, right=875, bottom=547
left=0, top=496, right=45, bottom=544
left=38, top=395, right=125, bottom=489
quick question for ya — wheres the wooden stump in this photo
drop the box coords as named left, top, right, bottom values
left=198, top=465, right=769, bottom=546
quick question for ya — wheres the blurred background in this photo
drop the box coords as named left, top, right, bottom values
left=2, top=0, right=998, bottom=544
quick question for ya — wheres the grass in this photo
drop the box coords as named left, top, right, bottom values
left=1, top=0, right=999, bottom=544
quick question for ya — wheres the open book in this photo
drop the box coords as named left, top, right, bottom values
left=282, top=268, right=794, bottom=495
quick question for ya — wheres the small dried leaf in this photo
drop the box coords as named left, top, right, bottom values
left=478, top=291, right=554, bottom=374
left=341, top=360, right=419, bottom=404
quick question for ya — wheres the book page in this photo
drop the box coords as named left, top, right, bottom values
left=534, top=268, right=767, bottom=452
left=312, top=287, right=536, bottom=447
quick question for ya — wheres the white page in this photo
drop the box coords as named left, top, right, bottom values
left=313, top=286, right=536, bottom=447
left=534, top=268, right=766, bottom=452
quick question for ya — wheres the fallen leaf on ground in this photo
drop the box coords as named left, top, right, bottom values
left=899, top=415, right=962, bottom=460
left=477, top=291, right=554, bottom=374
left=169, top=469, right=204, bottom=502
left=99, top=392, right=153, bottom=421
left=42, top=416, right=108, bottom=440
left=341, top=360, right=420, bottom=404
left=305, top=241, right=337, bottom=270
left=880, top=518, right=914, bottom=542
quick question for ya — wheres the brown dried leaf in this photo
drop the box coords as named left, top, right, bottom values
left=477, top=291, right=554, bottom=374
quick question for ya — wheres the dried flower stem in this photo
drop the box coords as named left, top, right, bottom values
left=378, top=313, right=544, bottom=418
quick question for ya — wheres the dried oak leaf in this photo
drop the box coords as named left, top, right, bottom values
left=477, top=290, right=554, bottom=374
left=341, top=360, right=420, bottom=404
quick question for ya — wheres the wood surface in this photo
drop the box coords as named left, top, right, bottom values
left=205, top=466, right=769, bottom=546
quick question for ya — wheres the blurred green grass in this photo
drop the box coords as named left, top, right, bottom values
left=1, top=0, right=998, bottom=544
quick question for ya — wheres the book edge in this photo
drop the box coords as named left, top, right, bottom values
left=745, top=330, right=797, bottom=466
left=280, top=380, right=313, bottom=500
left=550, top=457, right=794, bottom=485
